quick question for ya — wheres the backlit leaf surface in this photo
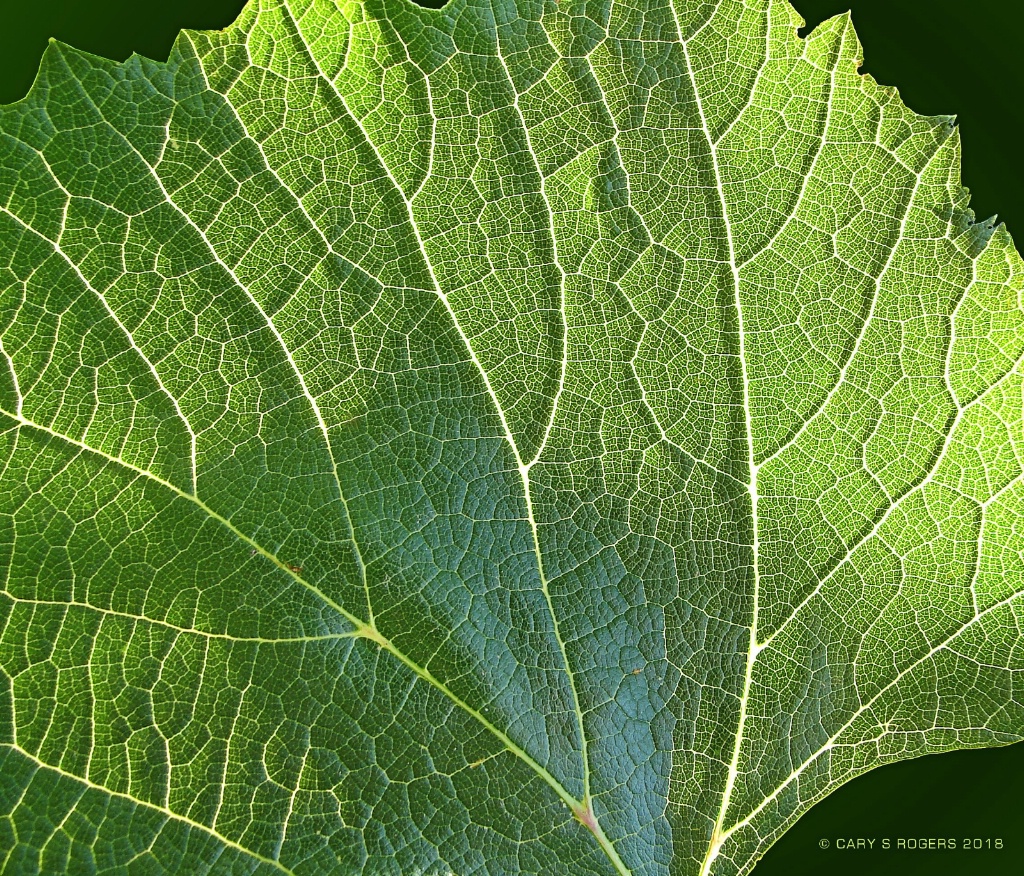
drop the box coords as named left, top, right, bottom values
left=1, top=1, right=1023, bottom=873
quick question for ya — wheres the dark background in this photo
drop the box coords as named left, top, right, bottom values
left=1, top=1, right=1022, bottom=874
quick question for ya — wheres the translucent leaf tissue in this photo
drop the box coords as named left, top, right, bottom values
left=1, top=1, right=1023, bottom=873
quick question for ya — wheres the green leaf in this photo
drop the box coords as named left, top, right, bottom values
left=1, top=1, right=1022, bottom=873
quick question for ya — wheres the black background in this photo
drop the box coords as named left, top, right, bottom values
left=1, top=1, right=1022, bottom=874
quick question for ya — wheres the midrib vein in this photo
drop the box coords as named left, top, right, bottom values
left=9, top=18, right=621, bottom=873
left=670, top=15, right=760, bottom=876
left=487, top=0, right=597, bottom=834
left=275, top=5, right=616, bottom=870
left=0, top=406, right=599, bottom=871
left=275, top=0, right=521, bottom=467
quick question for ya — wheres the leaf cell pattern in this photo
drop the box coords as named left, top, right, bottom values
left=1, top=0, right=1023, bottom=874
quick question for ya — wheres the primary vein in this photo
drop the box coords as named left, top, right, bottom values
left=669, top=11, right=760, bottom=876
left=0, top=406, right=595, bottom=867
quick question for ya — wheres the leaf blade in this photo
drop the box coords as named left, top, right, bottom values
left=2, top=2, right=1024, bottom=875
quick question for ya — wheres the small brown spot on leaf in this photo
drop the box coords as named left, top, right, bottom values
left=572, top=803, right=598, bottom=834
